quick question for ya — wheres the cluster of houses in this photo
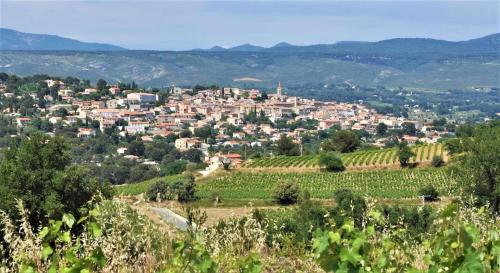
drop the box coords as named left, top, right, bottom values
left=4, top=80, right=448, bottom=166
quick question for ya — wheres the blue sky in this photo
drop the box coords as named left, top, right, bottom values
left=1, top=1, right=499, bottom=50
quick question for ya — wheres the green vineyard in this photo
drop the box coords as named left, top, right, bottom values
left=242, top=143, right=446, bottom=170
left=198, top=168, right=457, bottom=200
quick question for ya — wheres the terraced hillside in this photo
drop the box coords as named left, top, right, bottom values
left=198, top=168, right=456, bottom=200
left=242, top=143, right=447, bottom=171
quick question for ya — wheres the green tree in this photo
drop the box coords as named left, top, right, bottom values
left=194, top=125, right=214, bottom=140
left=180, top=129, right=193, bottom=138
left=444, top=138, right=464, bottom=155
left=0, top=134, right=111, bottom=227
left=321, top=130, right=360, bottom=153
left=96, top=79, right=107, bottom=91
left=147, top=181, right=169, bottom=201
left=397, top=142, right=415, bottom=167
left=455, top=124, right=475, bottom=137
left=318, top=152, right=345, bottom=172
left=276, top=135, right=300, bottom=156
left=453, top=123, right=499, bottom=213
left=55, top=107, right=69, bottom=118
left=431, top=155, right=445, bottom=167
left=376, top=123, right=388, bottom=136
left=128, top=140, right=145, bottom=156
left=0, top=72, right=8, bottom=82
left=182, top=148, right=203, bottom=163
left=272, top=181, right=300, bottom=205
left=171, top=175, right=197, bottom=203
left=402, top=122, right=417, bottom=136
left=419, top=185, right=440, bottom=201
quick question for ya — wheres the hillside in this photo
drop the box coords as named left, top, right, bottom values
left=0, top=28, right=125, bottom=51
left=0, top=33, right=498, bottom=90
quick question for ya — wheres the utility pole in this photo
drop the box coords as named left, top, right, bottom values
left=299, top=137, right=303, bottom=156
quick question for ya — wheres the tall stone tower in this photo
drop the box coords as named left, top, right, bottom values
left=276, top=81, right=283, bottom=96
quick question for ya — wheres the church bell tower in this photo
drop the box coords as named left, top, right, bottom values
left=276, top=81, right=283, bottom=96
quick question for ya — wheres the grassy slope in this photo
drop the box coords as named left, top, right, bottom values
left=114, top=174, right=185, bottom=196
left=1, top=51, right=497, bottom=90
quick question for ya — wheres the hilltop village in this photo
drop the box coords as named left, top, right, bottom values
left=0, top=76, right=448, bottom=171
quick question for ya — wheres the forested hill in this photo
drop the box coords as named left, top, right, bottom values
left=0, top=28, right=125, bottom=51
left=0, top=32, right=498, bottom=90
left=219, top=33, right=500, bottom=55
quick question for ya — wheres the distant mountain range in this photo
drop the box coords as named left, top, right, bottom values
left=0, top=28, right=125, bottom=51
left=196, top=35, right=500, bottom=55
left=0, top=28, right=498, bottom=90
left=2, top=27, right=498, bottom=54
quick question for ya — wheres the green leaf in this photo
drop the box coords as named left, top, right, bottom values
left=42, top=244, right=53, bottom=260
left=50, top=221, right=63, bottom=234
left=39, top=227, right=49, bottom=239
left=91, top=247, right=106, bottom=267
left=455, top=251, right=484, bottom=273
left=62, top=213, right=75, bottom=228
left=329, top=231, right=341, bottom=244
left=47, top=263, right=58, bottom=273
left=367, top=225, right=375, bottom=236
left=20, top=264, right=36, bottom=273
left=64, top=249, right=78, bottom=263
left=76, top=216, right=88, bottom=225
left=59, top=231, right=71, bottom=243
left=88, top=222, right=102, bottom=237
left=313, top=232, right=330, bottom=254
left=442, top=203, right=459, bottom=218
left=240, top=253, right=262, bottom=273
left=89, top=208, right=100, bottom=217
left=369, top=210, right=382, bottom=222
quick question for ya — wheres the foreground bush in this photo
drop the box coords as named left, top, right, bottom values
left=2, top=199, right=498, bottom=272
left=313, top=203, right=500, bottom=272
left=0, top=200, right=175, bottom=272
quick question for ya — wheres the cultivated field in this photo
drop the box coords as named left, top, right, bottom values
left=241, top=143, right=447, bottom=171
left=197, top=168, right=456, bottom=200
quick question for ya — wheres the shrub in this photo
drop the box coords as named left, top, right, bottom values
left=146, top=181, right=168, bottom=201
left=431, top=155, right=445, bottom=167
left=318, top=152, right=345, bottom=172
left=419, top=185, right=440, bottom=201
left=160, top=160, right=187, bottom=176
left=186, top=162, right=208, bottom=172
left=171, top=175, right=197, bottom=203
left=272, top=181, right=300, bottom=205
